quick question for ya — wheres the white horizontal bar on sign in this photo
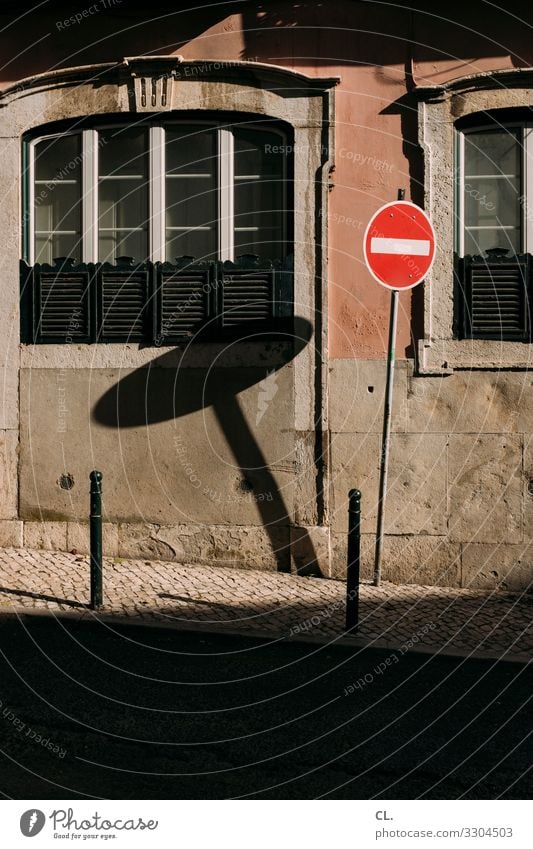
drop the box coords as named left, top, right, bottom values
left=371, top=237, right=430, bottom=256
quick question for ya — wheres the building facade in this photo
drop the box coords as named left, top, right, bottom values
left=0, top=0, right=532, bottom=589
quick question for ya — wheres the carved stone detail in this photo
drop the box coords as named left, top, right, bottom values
left=130, top=72, right=174, bottom=111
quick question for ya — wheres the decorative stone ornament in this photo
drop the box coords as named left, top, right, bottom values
left=125, top=56, right=183, bottom=112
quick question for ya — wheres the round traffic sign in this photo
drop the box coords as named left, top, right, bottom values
left=363, top=200, right=436, bottom=290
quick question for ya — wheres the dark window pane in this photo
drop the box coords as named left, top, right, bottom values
left=35, top=134, right=81, bottom=182
left=234, top=129, right=285, bottom=179
left=99, top=230, right=148, bottom=264
left=463, top=128, right=522, bottom=254
left=35, top=233, right=81, bottom=264
left=34, top=135, right=82, bottom=263
left=464, top=227, right=520, bottom=255
left=464, top=129, right=521, bottom=177
left=165, top=230, right=217, bottom=262
left=166, top=177, right=217, bottom=229
left=464, top=177, right=521, bottom=228
left=165, top=127, right=217, bottom=261
left=166, top=127, right=216, bottom=175
left=98, top=128, right=148, bottom=262
left=99, top=179, right=148, bottom=230
left=233, top=129, right=285, bottom=260
left=35, top=183, right=81, bottom=233
left=234, top=228, right=283, bottom=263
left=99, top=128, right=147, bottom=177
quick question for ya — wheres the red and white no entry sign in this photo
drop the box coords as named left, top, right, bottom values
left=363, top=200, right=436, bottom=290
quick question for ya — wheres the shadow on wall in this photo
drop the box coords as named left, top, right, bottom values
left=240, top=0, right=533, bottom=71
left=3, top=0, right=529, bottom=84
left=240, top=1, right=408, bottom=68
left=0, top=2, right=246, bottom=80
left=92, top=316, right=320, bottom=574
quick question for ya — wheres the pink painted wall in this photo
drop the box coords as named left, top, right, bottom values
left=2, top=1, right=530, bottom=359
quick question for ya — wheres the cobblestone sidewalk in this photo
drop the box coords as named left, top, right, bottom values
left=0, top=547, right=530, bottom=661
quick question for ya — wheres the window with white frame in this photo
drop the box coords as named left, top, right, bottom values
left=27, top=121, right=288, bottom=265
left=457, top=122, right=527, bottom=257
left=22, top=119, right=292, bottom=344
left=455, top=115, right=533, bottom=341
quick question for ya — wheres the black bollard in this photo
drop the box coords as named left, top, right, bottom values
left=90, top=470, right=103, bottom=610
left=345, top=489, right=361, bottom=632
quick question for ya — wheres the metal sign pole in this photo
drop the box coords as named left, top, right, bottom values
left=373, top=287, right=399, bottom=587
left=373, top=187, right=405, bottom=587
left=363, top=189, right=433, bottom=586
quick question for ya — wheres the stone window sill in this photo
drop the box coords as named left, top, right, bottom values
left=418, top=338, right=533, bottom=373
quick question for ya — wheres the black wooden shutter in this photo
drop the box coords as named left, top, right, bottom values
left=155, top=259, right=214, bottom=342
left=32, top=259, right=91, bottom=343
left=461, top=255, right=530, bottom=341
left=97, top=260, right=151, bottom=342
left=22, top=256, right=293, bottom=344
left=220, top=257, right=276, bottom=327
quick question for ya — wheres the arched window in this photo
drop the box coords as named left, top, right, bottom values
left=416, top=72, right=533, bottom=369
left=455, top=112, right=532, bottom=342
left=12, top=58, right=336, bottom=350
left=22, top=117, right=293, bottom=344
left=26, top=119, right=289, bottom=265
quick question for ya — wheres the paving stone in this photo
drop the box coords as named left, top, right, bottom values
left=0, top=545, right=529, bottom=660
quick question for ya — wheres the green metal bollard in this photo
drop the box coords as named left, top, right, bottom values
left=90, top=470, right=103, bottom=610
left=345, top=489, right=361, bottom=632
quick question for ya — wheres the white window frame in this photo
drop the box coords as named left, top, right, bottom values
left=456, top=121, right=532, bottom=257
left=26, top=121, right=288, bottom=265
left=28, top=130, right=85, bottom=266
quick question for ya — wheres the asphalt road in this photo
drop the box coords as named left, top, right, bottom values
left=0, top=614, right=530, bottom=799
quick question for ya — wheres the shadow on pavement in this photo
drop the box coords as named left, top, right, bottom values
left=0, top=612, right=531, bottom=800
left=0, top=586, right=88, bottom=609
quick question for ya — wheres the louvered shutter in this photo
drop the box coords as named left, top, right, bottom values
left=220, top=258, right=276, bottom=327
left=33, top=261, right=90, bottom=343
left=97, top=262, right=151, bottom=341
left=22, top=257, right=293, bottom=344
left=155, top=260, right=213, bottom=342
left=461, top=256, right=530, bottom=341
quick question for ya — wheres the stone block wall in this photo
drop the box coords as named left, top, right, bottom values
left=13, top=356, right=533, bottom=591
left=328, top=359, right=533, bottom=591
